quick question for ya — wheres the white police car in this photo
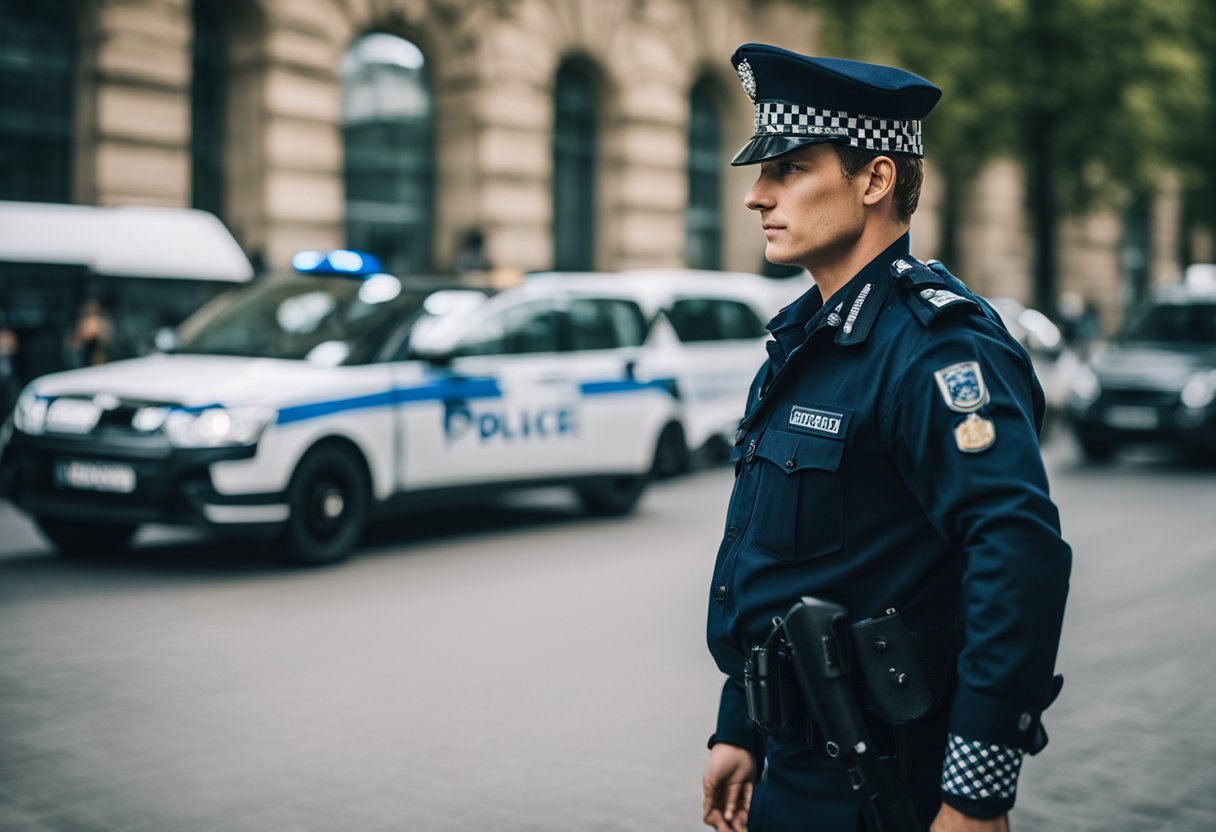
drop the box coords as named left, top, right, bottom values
left=1, top=252, right=699, bottom=564
left=527, top=269, right=805, bottom=472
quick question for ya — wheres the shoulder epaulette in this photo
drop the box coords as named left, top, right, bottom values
left=890, top=257, right=981, bottom=328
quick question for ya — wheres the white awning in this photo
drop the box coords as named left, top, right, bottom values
left=0, top=201, right=254, bottom=282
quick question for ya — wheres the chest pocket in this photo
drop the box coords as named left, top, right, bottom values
left=750, top=427, right=845, bottom=561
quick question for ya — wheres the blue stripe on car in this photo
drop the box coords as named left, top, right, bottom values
left=275, top=374, right=676, bottom=426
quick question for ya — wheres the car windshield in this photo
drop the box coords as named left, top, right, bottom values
left=1122, top=302, right=1216, bottom=345
left=176, top=273, right=437, bottom=364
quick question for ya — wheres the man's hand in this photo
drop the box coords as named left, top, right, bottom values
left=930, top=802, right=1010, bottom=831
left=702, top=742, right=756, bottom=832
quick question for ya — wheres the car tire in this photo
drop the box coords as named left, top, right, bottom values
left=1077, top=435, right=1116, bottom=463
left=577, top=474, right=649, bottom=517
left=36, top=518, right=138, bottom=557
left=651, top=422, right=690, bottom=479
left=280, top=444, right=369, bottom=566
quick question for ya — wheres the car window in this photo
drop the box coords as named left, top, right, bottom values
left=176, top=273, right=430, bottom=364
left=667, top=298, right=766, bottom=342
left=569, top=298, right=646, bottom=350
left=455, top=300, right=562, bottom=356
left=1123, top=302, right=1216, bottom=344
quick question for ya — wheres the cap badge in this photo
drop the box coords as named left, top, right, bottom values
left=933, top=360, right=989, bottom=413
left=954, top=413, right=996, bottom=453
left=736, top=59, right=756, bottom=102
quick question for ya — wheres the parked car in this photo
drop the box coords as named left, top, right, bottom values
left=3, top=258, right=798, bottom=564
left=986, top=296, right=1082, bottom=417
left=1067, top=284, right=1216, bottom=461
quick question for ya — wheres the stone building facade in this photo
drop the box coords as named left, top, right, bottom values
left=3, top=0, right=1182, bottom=330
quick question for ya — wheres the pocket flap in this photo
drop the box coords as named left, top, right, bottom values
left=755, top=428, right=844, bottom=474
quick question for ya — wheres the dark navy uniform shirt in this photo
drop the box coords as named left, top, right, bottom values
left=707, top=234, right=1071, bottom=814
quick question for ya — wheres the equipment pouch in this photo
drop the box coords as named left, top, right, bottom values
left=848, top=610, right=936, bottom=725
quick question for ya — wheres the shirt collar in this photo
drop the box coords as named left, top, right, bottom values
left=764, top=233, right=911, bottom=358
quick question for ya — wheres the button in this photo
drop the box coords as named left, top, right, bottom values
left=891, top=672, right=909, bottom=689
left=784, top=459, right=794, bottom=469
left=727, top=526, right=738, bottom=541
left=1018, top=712, right=1033, bottom=731
left=714, top=586, right=726, bottom=603
left=744, top=439, right=758, bottom=463
left=872, top=638, right=888, bottom=653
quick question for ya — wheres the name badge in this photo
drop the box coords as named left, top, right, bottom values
left=788, top=405, right=846, bottom=437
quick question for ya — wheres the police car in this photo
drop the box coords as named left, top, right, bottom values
left=1068, top=282, right=1216, bottom=461
left=0, top=254, right=792, bottom=564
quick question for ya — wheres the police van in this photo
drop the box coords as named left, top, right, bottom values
left=1, top=254, right=800, bottom=564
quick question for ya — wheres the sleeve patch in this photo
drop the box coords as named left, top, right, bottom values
left=933, top=361, right=990, bottom=413
left=954, top=413, right=996, bottom=453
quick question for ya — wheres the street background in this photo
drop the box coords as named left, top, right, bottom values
left=4, top=1, right=1216, bottom=830
left=3, top=431, right=1214, bottom=831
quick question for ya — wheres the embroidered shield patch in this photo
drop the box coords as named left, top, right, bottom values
left=933, top=361, right=989, bottom=413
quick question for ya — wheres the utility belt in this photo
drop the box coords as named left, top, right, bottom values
left=745, top=608, right=961, bottom=750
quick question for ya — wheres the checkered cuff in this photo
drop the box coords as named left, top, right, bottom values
left=941, top=733, right=1024, bottom=803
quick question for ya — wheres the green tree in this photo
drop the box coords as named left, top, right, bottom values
left=815, top=0, right=1209, bottom=312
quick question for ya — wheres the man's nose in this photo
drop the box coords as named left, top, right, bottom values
left=744, top=176, right=772, bottom=212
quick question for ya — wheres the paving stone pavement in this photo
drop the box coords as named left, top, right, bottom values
left=1, top=432, right=1214, bottom=831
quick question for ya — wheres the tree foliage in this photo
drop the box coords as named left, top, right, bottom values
left=814, top=0, right=1213, bottom=304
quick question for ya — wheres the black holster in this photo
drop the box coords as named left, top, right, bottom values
left=744, top=641, right=814, bottom=746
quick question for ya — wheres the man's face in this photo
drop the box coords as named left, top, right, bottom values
left=744, top=143, right=868, bottom=271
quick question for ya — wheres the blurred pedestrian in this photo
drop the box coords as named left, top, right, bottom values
left=702, top=44, right=1070, bottom=832
left=65, top=297, right=113, bottom=368
left=0, top=308, right=20, bottom=419
left=456, top=228, right=493, bottom=275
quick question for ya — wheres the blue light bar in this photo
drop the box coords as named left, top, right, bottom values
left=292, top=249, right=383, bottom=276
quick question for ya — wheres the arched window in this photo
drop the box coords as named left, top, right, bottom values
left=341, top=33, right=435, bottom=275
left=552, top=61, right=597, bottom=271
left=192, top=1, right=227, bottom=218
left=686, top=78, right=723, bottom=270
left=0, top=1, right=74, bottom=202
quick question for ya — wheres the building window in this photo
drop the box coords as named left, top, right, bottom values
left=0, top=2, right=74, bottom=203
left=686, top=78, right=723, bottom=270
left=341, top=33, right=435, bottom=275
left=552, top=61, right=597, bottom=271
left=192, top=1, right=227, bottom=218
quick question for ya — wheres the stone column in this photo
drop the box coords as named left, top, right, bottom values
left=84, top=0, right=191, bottom=208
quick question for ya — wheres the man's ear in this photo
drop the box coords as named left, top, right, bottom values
left=861, top=156, right=897, bottom=208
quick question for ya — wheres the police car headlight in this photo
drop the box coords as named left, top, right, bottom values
left=13, top=387, right=48, bottom=435
left=1181, top=372, right=1216, bottom=410
left=1069, top=365, right=1101, bottom=408
left=164, top=406, right=276, bottom=448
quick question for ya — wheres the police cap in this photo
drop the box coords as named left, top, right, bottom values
left=730, top=43, right=941, bottom=165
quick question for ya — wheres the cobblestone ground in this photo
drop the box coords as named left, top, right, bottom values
left=1, top=433, right=1214, bottom=831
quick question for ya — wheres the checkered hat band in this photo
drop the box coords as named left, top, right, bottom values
left=754, top=101, right=923, bottom=156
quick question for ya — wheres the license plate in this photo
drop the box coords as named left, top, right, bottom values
left=54, top=460, right=137, bottom=494
left=1104, top=406, right=1159, bottom=430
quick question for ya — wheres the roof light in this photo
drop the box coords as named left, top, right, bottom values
left=292, top=249, right=383, bottom=276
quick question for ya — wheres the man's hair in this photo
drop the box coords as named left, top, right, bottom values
left=833, top=145, right=923, bottom=223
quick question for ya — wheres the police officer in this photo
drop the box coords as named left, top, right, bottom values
left=701, top=44, right=1070, bottom=832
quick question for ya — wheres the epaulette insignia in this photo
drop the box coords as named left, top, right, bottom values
left=892, top=258, right=979, bottom=326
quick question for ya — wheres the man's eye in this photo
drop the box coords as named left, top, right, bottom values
left=779, top=163, right=801, bottom=174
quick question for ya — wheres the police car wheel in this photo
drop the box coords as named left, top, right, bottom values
left=35, top=517, right=138, bottom=557
left=281, top=445, right=369, bottom=566
left=577, top=474, right=649, bottom=517
left=651, top=422, right=690, bottom=480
